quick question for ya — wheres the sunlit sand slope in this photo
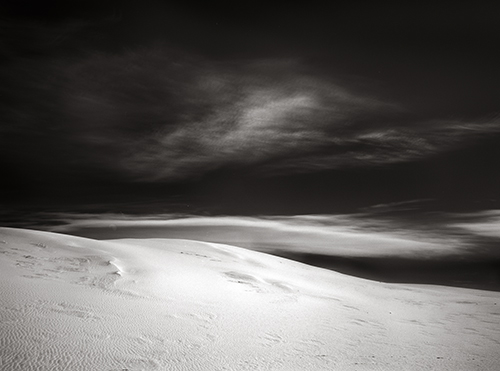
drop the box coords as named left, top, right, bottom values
left=1, top=227, right=499, bottom=370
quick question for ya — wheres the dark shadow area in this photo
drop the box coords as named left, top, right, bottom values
left=271, top=251, right=500, bottom=292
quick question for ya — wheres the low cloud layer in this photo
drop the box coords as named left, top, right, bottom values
left=45, top=212, right=468, bottom=258
left=452, top=210, right=500, bottom=238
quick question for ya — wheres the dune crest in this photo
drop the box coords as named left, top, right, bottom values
left=1, top=227, right=499, bottom=370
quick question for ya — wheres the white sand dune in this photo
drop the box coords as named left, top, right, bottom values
left=1, top=227, right=499, bottom=370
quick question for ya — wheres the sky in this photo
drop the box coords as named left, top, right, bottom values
left=1, top=1, right=500, bottom=217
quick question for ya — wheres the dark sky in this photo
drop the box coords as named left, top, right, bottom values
left=1, top=1, right=500, bottom=216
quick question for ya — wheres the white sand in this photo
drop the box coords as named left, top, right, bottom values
left=1, top=227, right=499, bottom=370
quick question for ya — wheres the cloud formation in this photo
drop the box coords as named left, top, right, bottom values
left=2, top=43, right=500, bottom=184
left=452, top=210, right=500, bottom=238
left=45, top=212, right=465, bottom=258
left=59, top=50, right=390, bottom=181
left=67, top=47, right=500, bottom=181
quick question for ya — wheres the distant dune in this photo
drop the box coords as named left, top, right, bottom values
left=1, top=227, right=499, bottom=370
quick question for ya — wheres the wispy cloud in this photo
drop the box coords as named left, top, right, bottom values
left=451, top=210, right=500, bottom=238
left=61, top=49, right=395, bottom=181
left=2, top=43, right=500, bottom=184
left=12, top=207, right=500, bottom=260
left=44, top=212, right=467, bottom=258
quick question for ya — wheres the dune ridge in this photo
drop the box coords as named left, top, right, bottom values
left=1, top=227, right=499, bottom=370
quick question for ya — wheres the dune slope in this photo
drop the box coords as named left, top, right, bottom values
left=1, top=227, right=499, bottom=370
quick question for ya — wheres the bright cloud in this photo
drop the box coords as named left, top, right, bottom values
left=452, top=210, right=500, bottom=238
left=48, top=213, right=468, bottom=258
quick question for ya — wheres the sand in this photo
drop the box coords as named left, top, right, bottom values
left=1, top=226, right=499, bottom=370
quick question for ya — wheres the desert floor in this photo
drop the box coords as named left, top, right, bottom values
left=1, top=227, right=499, bottom=370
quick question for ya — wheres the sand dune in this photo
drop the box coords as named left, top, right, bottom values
left=1, top=227, right=499, bottom=370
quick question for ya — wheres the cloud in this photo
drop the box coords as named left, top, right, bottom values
left=451, top=210, right=500, bottom=238
left=12, top=208, right=500, bottom=260
left=60, top=50, right=394, bottom=181
left=63, top=47, right=500, bottom=181
left=45, top=212, right=466, bottom=258
left=2, top=43, right=500, bottom=184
